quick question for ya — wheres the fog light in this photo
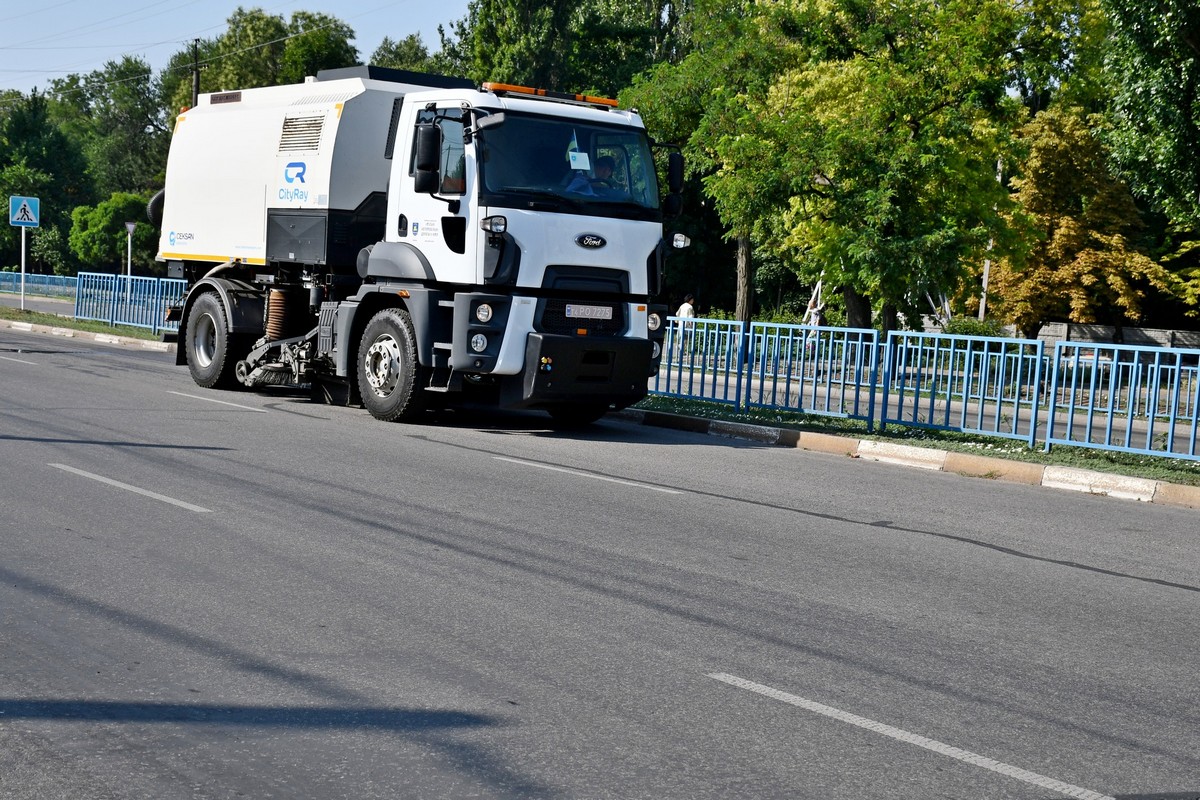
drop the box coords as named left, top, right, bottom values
left=647, top=312, right=662, bottom=332
left=651, top=341, right=662, bottom=359
left=481, top=215, right=507, bottom=233
left=470, top=333, right=488, bottom=352
left=672, top=233, right=691, bottom=249
left=475, top=303, right=493, bottom=323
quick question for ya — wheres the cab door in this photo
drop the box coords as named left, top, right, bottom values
left=394, top=105, right=477, bottom=285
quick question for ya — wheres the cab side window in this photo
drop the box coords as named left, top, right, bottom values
left=414, top=108, right=466, bottom=195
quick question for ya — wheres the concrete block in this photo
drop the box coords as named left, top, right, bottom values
left=1151, top=481, right=1200, bottom=509
left=796, top=430, right=860, bottom=457
left=1041, top=466, right=1157, bottom=501
left=857, top=440, right=947, bottom=470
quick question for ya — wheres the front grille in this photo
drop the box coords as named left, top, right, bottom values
left=539, top=298, right=625, bottom=337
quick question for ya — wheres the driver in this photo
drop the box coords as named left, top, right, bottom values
left=566, top=155, right=620, bottom=196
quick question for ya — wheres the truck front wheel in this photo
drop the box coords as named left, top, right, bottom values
left=186, top=292, right=243, bottom=389
left=357, top=308, right=425, bottom=422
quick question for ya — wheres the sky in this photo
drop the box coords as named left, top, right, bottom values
left=0, top=0, right=472, bottom=96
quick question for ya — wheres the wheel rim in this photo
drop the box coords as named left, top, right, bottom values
left=364, top=334, right=402, bottom=397
left=191, top=313, right=217, bottom=368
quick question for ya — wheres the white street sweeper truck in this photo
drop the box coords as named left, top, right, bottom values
left=154, top=66, right=685, bottom=425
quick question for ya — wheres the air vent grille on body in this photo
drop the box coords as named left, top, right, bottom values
left=279, top=115, right=324, bottom=153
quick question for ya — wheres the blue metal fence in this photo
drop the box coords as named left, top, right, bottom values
left=745, top=322, right=879, bottom=423
left=0, top=272, right=77, bottom=297
left=1045, top=342, right=1200, bottom=459
left=655, top=318, right=747, bottom=406
left=648, top=317, right=1200, bottom=463
left=73, top=272, right=186, bottom=334
left=882, top=332, right=1045, bottom=448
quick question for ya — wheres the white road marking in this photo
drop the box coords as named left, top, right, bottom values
left=49, top=464, right=213, bottom=513
left=493, top=456, right=682, bottom=494
left=168, top=391, right=268, bottom=412
left=708, top=673, right=1115, bottom=800
left=0, top=354, right=38, bottom=365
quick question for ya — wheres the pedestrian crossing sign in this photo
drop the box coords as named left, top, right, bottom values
left=9, top=196, right=40, bottom=228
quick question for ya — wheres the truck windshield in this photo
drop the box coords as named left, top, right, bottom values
left=477, top=112, right=661, bottom=219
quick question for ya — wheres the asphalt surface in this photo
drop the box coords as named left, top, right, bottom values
left=1, top=324, right=1197, bottom=799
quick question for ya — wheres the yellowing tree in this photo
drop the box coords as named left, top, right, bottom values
left=992, top=107, right=1177, bottom=338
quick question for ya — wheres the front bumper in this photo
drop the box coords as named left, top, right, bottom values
left=500, top=333, right=652, bottom=409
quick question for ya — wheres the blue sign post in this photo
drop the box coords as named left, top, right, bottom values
left=9, top=196, right=40, bottom=311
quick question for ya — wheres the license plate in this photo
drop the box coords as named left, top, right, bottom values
left=565, top=304, right=613, bottom=320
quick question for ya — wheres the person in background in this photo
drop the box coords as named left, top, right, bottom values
left=675, top=293, right=696, bottom=353
left=676, top=293, right=695, bottom=319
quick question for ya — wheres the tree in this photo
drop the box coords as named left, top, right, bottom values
left=68, top=193, right=159, bottom=274
left=1101, top=0, right=1200, bottom=230
left=0, top=93, right=92, bottom=267
left=1009, top=0, right=1109, bottom=115
left=278, top=11, right=359, bottom=84
left=990, top=107, right=1177, bottom=338
left=467, top=0, right=573, bottom=87
left=371, top=34, right=432, bottom=71
left=707, top=0, right=1022, bottom=329
left=624, top=0, right=786, bottom=324
left=48, top=57, right=169, bottom=197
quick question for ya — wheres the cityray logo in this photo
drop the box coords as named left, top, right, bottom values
left=284, top=162, right=307, bottom=183
left=279, top=161, right=310, bottom=202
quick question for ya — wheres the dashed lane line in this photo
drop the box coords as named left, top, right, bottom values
left=49, top=464, right=213, bottom=513
left=708, top=672, right=1115, bottom=800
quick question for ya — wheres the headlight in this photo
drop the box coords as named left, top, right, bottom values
left=647, top=312, right=663, bottom=332
left=470, top=333, right=488, bottom=353
left=475, top=303, right=493, bottom=323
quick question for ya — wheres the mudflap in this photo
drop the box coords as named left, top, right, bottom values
left=500, top=333, right=651, bottom=410
left=310, top=375, right=360, bottom=407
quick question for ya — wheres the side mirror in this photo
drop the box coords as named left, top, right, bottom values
left=668, top=151, right=684, bottom=194
left=414, top=123, right=442, bottom=193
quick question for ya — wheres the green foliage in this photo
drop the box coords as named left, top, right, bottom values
left=991, top=107, right=1178, bottom=338
left=1010, top=0, right=1110, bottom=114
left=69, top=193, right=159, bottom=273
left=371, top=35, right=433, bottom=71
left=1101, top=0, right=1200, bottom=230
left=48, top=57, right=169, bottom=196
left=278, top=11, right=360, bottom=84
left=942, top=316, right=1008, bottom=337
left=29, top=226, right=75, bottom=276
left=0, top=94, right=91, bottom=267
left=713, top=0, right=1024, bottom=328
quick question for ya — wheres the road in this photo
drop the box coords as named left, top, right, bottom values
left=1, top=328, right=1197, bottom=799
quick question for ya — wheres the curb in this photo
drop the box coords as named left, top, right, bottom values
left=1, top=317, right=175, bottom=352
left=617, top=409, right=1200, bottom=511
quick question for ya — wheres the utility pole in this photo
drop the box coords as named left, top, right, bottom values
left=191, top=39, right=201, bottom=109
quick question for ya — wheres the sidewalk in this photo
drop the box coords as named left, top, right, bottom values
left=3, top=307, right=1198, bottom=511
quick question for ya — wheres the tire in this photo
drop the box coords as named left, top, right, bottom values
left=357, top=308, right=425, bottom=422
left=185, top=292, right=244, bottom=389
left=546, top=403, right=610, bottom=428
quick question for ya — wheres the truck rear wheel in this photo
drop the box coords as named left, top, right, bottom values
left=357, top=308, right=425, bottom=422
left=186, top=292, right=244, bottom=389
